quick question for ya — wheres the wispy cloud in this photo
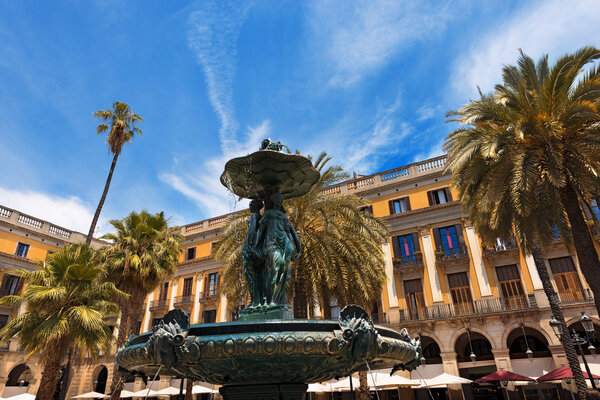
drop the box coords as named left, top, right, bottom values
left=307, top=0, right=454, bottom=87
left=451, top=0, right=600, bottom=100
left=187, top=0, right=252, bottom=149
left=0, top=187, right=110, bottom=236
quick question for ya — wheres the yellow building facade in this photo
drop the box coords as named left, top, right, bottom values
left=1, top=155, right=599, bottom=399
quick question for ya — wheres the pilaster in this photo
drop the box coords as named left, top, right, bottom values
left=463, top=225, right=492, bottom=297
left=419, top=226, right=443, bottom=303
left=193, top=274, right=204, bottom=323
left=440, top=351, right=459, bottom=376
left=549, top=345, right=569, bottom=368
left=382, top=243, right=399, bottom=308
left=492, top=348, right=512, bottom=371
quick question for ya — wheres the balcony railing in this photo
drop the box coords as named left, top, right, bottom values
left=149, top=299, right=169, bottom=311
left=435, top=245, right=469, bottom=266
left=174, top=295, right=195, bottom=306
left=199, top=290, right=220, bottom=301
left=399, top=295, right=536, bottom=322
left=483, top=242, right=519, bottom=257
left=392, top=254, right=424, bottom=271
left=558, top=289, right=594, bottom=305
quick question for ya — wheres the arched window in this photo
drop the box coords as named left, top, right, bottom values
left=420, top=336, right=442, bottom=364
left=507, top=327, right=550, bottom=359
left=455, top=332, right=494, bottom=362
left=6, top=364, right=32, bottom=387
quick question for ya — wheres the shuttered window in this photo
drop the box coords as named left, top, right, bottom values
left=388, top=197, right=411, bottom=215
left=186, top=247, right=196, bottom=260
left=448, top=272, right=473, bottom=313
left=404, top=279, right=425, bottom=320
left=549, top=257, right=583, bottom=300
left=496, top=265, right=526, bottom=309
left=206, top=273, right=220, bottom=297
left=159, top=282, right=169, bottom=301
left=427, top=188, right=453, bottom=205
left=0, top=274, right=23, bottom=297
left=392, top=233, right=421, bottom=262
left=182, top=277, right=194, bottom=297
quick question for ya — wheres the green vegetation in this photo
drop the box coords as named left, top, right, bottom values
left=0, top=244, right=123, bottom=400
left=216, top=153, right=388, bottom=319
left=87, top=102, right=143, bottom=245
left=445, top=46, right=600, bottom=398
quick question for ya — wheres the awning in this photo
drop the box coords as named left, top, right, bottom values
left=366, top=372, right=420, bottom=388
left=418, top=373, right=473, bottom=387
left=538, top=366, right=600, bottom=382
left=154, top=387, right=184, bottom=397
left=119, top=390, right=135, bottom=398
left=475, top=370, right=534, bottom=383
left=191, top=385, right=216, bottom=394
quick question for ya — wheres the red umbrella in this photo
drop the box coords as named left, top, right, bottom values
left=538, top=366, right=600, bottom=381
left=475, top=370, right=534, bottom=383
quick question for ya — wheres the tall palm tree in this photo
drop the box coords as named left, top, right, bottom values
left=0, top=244, right=122, bottom=400
left=99, top=210, right=183, bottom=400
left=215, top=153, right=388, bottom=319
left=86, top=102, right=143, bottom=244
left=446, top=78, right=590, bottom=397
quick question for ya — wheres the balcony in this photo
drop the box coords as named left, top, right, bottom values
left=435, top=245, right=469, bottom=267
left=558, top=289, right=594, bottom=305
left=399, top=295, right=537, bottom=322
left=199, top=290, right=220, bottom=302
left=149, top=299, right=169, bottom=311
left=174, top=294, right=195, bottom=307
left=483, top=242, right=520, bottom=258
left=392, top=254, right=424, bottom=273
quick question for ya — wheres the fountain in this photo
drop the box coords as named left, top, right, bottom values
left=115, top=140, right=421, bottom=399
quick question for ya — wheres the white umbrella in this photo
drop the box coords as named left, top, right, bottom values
left=367, top=372, right=420, bottom=388
left=307, top=383, right=330, bottom=393
left=191, top=385, right=216, bottom=394
left=418, top=373, right=472, bottom=388
left=330, top=376, right=361, bottom=390
left=119, top=390, right=135, bottom=398
left=72, top=392, right=107, bottom=399
left=131, top=389, right=158, bottom=398
left=155, top=387, right=184, bottom=397
left=6, top=395, right=36, bottom=400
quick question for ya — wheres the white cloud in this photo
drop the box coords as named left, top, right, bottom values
left=307, top=0, right=454, bottom=87
left=187, top=0, right=252, bottom=149
left=451, top=0, right=600, bottom=100
left=416, top=105, right=440, bottom=122
left=0, top=187, right=109, bottom=236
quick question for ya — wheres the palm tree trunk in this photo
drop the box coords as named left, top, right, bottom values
left=559, top=181, right=600, bottom=316
left=184, top=379, right=193, bottom=400
left=293, top=258, right=308, bottom=319
left=531, top=243, right=587, bottom=398
left=357, top=371, right=369, bottom=400
left=36, top=352, right=63, bottom=400
left=109, top=300, right=131, bottom=400
left=87, top=153, right=119, bottom=245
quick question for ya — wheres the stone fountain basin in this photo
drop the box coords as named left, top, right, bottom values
left=116, top=318, right=419, bottom=385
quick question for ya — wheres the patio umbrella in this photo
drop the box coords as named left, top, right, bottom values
left=475, top=370, right=534, bottom=383
left=307, top=383, right=330, bottom=393
left=72, top=392, right=107, bottom=399
left=538, top=366, right=600, bottom=381
left=330, top=376, right=361, bottom=390
left=419, top=373, right=472, bottom=388
left=367, top=372, right=420, bottom=388
left=119, top=390, right=135, bottom=398
left=155, top=387, right=184, bottom=397
left=5, top=395, right=36, bottom=400
left=131, top=389, right=159, bottom=398
left=191, top=385, right=216, bottom=394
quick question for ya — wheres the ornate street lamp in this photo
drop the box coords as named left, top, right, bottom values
left=549, top=314, right=597, bottom=389
left=520, top=324, right=534, bottom=362
left=420, top=355, right=427, bottom=366
left=466, top=329, right=476, bottom=365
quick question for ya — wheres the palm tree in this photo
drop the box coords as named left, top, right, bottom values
left=86, top=102, right=143, bottom=244
left=99, top=210, right=183, bottom=400
left=0, top=244, right=122, bottom=400
left=445, top=75, right=591, bottom=397
left=215, top=153, right=388, bottom=319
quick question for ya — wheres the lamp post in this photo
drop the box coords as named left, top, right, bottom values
left=466, top=329, right=476, bottom=365
left=550, top=312, right=597, bottom=389
left=520, top=324, right=534, bottom=361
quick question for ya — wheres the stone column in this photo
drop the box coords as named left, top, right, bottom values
left=193, top=275, right=204, bottom=323
left=419, top=226, right=443, bottom=304
left=493, top=348, right=513, bottom=371
left=0, top=377, right=8, bottom=397
left=441, top=352, right=459, bottom=375
left=219, top=295, right=228, bottom=322
left=142, top=291, right=154, bottom=332
left=463, top=225, right=492, bottom=298
left=524, top=254, right=548, bottom=307
left=549, top=345, right=569, bottom=368
left=168, top=281, right=177, bottom=311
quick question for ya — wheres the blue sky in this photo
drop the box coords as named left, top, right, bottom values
left=0, top=0, right=599, bottom=236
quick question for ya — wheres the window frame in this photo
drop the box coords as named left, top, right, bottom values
left=388, top=197, right=411, bottom=215
left=14, top=242, right=30, bottom=258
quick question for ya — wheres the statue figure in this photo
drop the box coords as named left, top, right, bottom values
left=253, top=192, right=301, bottom=306
left=260, top=138, right=285, bottom=152
left=242, top=199, right=264, bottom=307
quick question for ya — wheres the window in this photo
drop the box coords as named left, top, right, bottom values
left=388, top=197, right=411, bottom=214
left=182, top=277, right=194, bottom=297
left=403, top=279, right=425, bottom=320
left=14, top=243, right=29, bottom=258
left=496, top=265, right=526, bottom=309
left=549, top=257, right=584, bottom=301
left=186, top=247, right=196, bottom=260
left=330, top=298, right=341, bottom=320
left=359, top=205, right=373, bottom=215
left=203, top=309, right=217, bottom=323
left=206, top=273, right=219, bottom=298
left=392, top=233, right=420, bottom=262
left=427, top=187, right=452, bottom=205
left=447, top=272, right=473, bottom=314
left=158, top=282, right=169, bottom=301
left=435, top=225, right=462, bottom=256
left=0, top=275, right=22, bottom=296
left=0, top=314, right=8, bottom=329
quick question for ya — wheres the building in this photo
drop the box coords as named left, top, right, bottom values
left=1, top=155, right=599, bottom=400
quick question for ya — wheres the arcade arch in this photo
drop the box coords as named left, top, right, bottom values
left=6, top=364, right=32, bottom=387
left=506, top=326, right=551, bottom=359
left=454, top=331, right=494, bottom=363
left=92, top=365, right=108, bottom=394
left=420, top=336, right=442, bottom=364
